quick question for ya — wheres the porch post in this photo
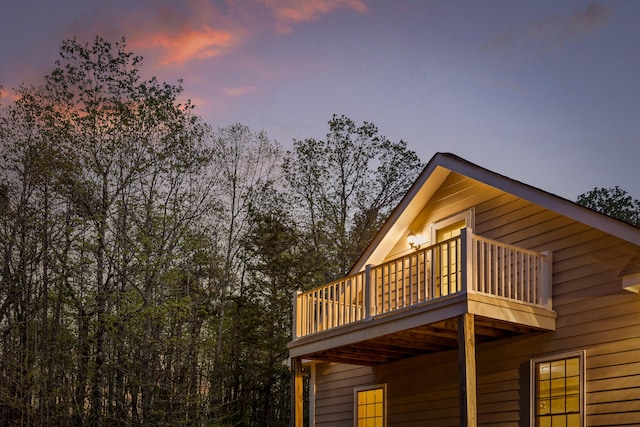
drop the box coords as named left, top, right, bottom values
left=290, top=357, right=304, bottom=427
left=458, top=313, right=477, bottom=427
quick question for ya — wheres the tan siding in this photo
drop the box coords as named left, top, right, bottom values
left=384, top=351, right=460, bottom=427
left=312, top=173, right=640, bottom=426
left=314, top=363, right=374, bottom=427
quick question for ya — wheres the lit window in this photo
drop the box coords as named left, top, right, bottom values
left=531, top=352, right=585, bottom=427
left=355, top=384, right=386, bottom=427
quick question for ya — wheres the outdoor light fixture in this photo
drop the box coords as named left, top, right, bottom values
left=407, top=231, right=422, bottom=250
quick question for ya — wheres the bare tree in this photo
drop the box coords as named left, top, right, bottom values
left=283, top=114, right=424, bottom=281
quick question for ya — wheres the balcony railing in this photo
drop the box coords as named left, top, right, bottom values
left=293, top=228, right=552, bottom=339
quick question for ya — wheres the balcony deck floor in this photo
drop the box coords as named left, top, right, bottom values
left=296, top=315, right=545, bottom=365
left=289, top=292, right=556, bottom=365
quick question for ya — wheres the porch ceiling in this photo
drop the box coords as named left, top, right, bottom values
left=300, top=316, right=541, bottom=366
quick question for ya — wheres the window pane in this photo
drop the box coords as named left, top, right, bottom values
left=538, top=416, right=551, bottom=427
left=551, top=378, right=565, bottom=397
left=550, top=360, right=566, bottom=379
left=566, top=395, right=579, bottom=413
left=375, top=403, right=383, bottom=417
left=539, top=398, right=551, bottom=415
left=566, top=376, right=579, bottom=395
left=567, top=413, right=581, bottom=427
left=550, top=396, right=566, bottom=414
left=539, top=362, right=551, bottom=380
left=539, top=379, right=551, bottom=398
left=358, top=391, right=366, bottom=405
left=552, top=415, right=567, bottom=427
left=566, top=358, right=579, bottom=377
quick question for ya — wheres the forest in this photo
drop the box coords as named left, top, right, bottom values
left=0, top=37, right=424, bottom=426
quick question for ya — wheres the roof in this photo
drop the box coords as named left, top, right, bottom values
left=350, top=152, right=640, bottom=274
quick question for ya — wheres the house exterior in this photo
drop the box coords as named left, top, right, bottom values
left=288, top=152, right=640, bottom=427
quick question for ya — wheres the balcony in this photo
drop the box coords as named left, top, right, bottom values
left=289, top=228, right=556, bottom=365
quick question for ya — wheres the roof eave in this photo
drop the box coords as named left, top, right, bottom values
left=350, top=152, right=640, bottom=274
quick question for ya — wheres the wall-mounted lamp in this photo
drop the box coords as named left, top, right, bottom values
left=407, top=231, right=422, bottom=250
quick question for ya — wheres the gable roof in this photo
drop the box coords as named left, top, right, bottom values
left=350, top=152, right=640, bottom=274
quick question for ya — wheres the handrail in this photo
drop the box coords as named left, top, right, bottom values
left=293, top=228, right=552, bottom=339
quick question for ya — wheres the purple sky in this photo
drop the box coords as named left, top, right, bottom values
left=1, top=1, right=639, bottom=200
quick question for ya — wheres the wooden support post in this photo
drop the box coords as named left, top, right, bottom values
left=458, top=313, right=477, bottom=427
left=290, top=357, right=304, bottom=427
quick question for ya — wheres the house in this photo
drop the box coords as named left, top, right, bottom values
left=288, top=152, right=640, bottom=427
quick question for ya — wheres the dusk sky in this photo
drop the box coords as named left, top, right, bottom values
left=1, top=0, right=639, bottom=201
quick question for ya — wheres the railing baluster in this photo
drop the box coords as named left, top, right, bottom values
left=305, top=294, right=309, bottom=335
left=518, top=251, right=523, bottom=301
left=401, top=258, right=406, bottom=308
left=430, top=247, right=435, bottom=300
left=329, top=284, right=334, bottom=329
left=421, top=252, right=424, bottom=301
left=338, top=282, right=342, bottom=327
left=393, top=261, right=397, bottom=310
left=392, top=261, right=398, bottom=310
left=479, top=240, right=485, bottom=293
left=412, top=254, right=416, bottom=304
left=312, top=290, right=317, bottom=334
left=526, top=253, right=531, bottom=303
left=322, top=289, right=327, bottom=331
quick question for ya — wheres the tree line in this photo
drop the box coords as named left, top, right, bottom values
left=0, top=37, right=423, bottom=426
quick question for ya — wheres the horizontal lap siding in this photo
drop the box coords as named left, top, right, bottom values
left=313, top=173, right=640, bottom=426
left=384, top=351, right=460, bottom=427
left=314, top=363, right=374, bottom=426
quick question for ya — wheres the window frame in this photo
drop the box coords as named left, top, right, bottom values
left=429, top=208, right=475, bottom=245
left=354, top=383, right=387, bottom=427
left=530, top=350, right=586, bottom=427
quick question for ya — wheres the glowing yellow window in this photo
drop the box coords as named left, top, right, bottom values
left=532, top=352, right=584, bottom=427
left=355, top=385, right=386, bottom=427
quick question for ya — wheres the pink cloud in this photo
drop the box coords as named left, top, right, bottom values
left=132, top=26, right=242, bottom=65
left=488, top=2, right=611, bottom=51
left=59, top=0, right=370, bottom=70
left=65, top=1, right=246, bottom=67
left=223, top=85, right=258, bottom=97
left=261, top=0, right=369, bottom=33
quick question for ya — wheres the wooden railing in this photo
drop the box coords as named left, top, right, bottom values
left=293, top=228, right=552, bottom=338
